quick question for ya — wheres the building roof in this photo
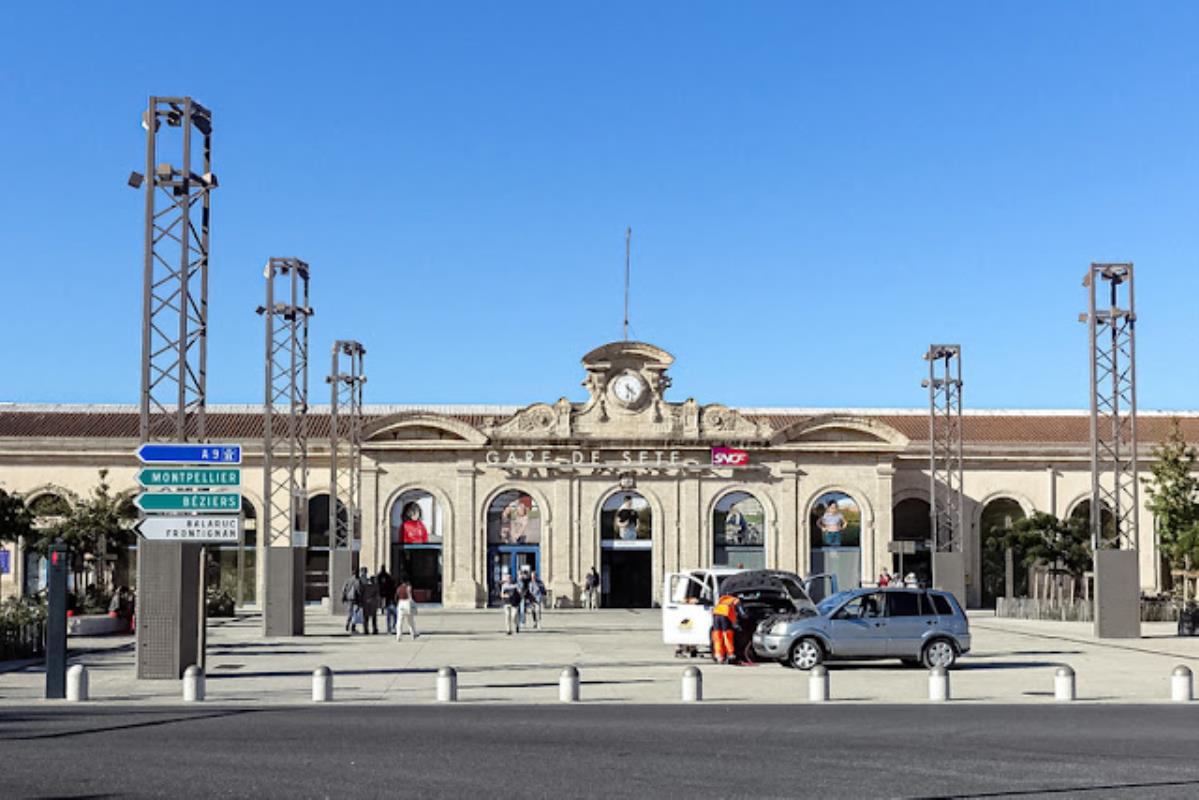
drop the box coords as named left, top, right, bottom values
left=0, top=403, right=1197, bottom=445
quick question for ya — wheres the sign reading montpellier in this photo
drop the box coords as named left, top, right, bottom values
left=138, top=468, right=240, bottom=487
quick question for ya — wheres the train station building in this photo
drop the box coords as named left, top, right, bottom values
left=0, top=340, right=1192, bottom=609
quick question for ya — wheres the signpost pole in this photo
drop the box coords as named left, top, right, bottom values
left=44, top=541, right=68, bottom=699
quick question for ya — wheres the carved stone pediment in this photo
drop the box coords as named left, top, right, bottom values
left=491, top=402, right=565, bottom=440
left=698, top=404, right=772, bottom=441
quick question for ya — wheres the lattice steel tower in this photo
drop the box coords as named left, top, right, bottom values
left=131, top=96, right=216, bottom=678
left=923, top=344, right=966, bottom=600
left=328, top=340, right=366, bottom=614
left=1082, top=263, right=1141, bottom=638
left=258, top=258, right=312, bottom=636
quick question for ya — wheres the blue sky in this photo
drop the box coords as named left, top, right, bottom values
left=2, top=2, right=1197, bottom=409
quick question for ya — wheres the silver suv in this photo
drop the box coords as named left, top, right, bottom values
left=751, top=587, right=970, bottom=670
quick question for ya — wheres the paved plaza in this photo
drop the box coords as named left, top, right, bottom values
left=4, top=609, right=1199, bottom=706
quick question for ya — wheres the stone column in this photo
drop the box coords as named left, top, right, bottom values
left=1045, top=466, right=1058, bottom=517
left=680, top=473, right=702, bottom=570
left=359, top=465, right=380, bottom=574
left=872, top=462, right=895, bottom=585
left=550, top=470, right=575, bottom=605
left=777, top=465, right=801, bottom=573
left=447, top=461, right=482, bottom=607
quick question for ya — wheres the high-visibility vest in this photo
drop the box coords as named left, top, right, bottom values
left=713, top=595, right=739, bottom=619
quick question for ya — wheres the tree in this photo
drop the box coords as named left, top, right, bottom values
left=1001, top=512, right=1092, bottom=600
left=1143, top=418, right=1199, bottom=573
left=0, top=488, right=35, bottom=599
left=28, top=470, right=136, bottom=595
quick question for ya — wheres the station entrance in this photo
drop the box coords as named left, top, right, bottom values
left=600, top=491, right=653, bottom=608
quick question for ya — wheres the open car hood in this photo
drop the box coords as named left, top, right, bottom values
left=720, top=569, right=817, bottom=611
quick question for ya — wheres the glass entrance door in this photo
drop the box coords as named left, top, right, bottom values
left=487, top=545, right=540, bottom=606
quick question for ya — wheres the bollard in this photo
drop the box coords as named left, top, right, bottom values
left=1172, top=665, right=1193, bottom=703
left=808, top=665, right=830, bottom=703
left=1054, top=666, right=1076, bottom=702
left=183, top=665, right=205, bottom=702
left=682, top=666, right=703, bottom=702
left=66, top=664, right=88, bottom=702
left=928, top=666, right=950, bottom=702
left=312, top=666, right=333, bottom=702
left=559, top=666, right=580, bottom=703
left=436, top=666, right=458, bottom=702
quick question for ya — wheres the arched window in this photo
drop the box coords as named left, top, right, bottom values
left=599, top=491, right=653, bottom=608
left=1069, top=499, right=1117, bottom=543
left=809, top=491, right=863, bottom=589
left=305, top=494, right=346, bottom=603
left=891, top=497, right=932, bottom=586
left=28, top=493, right=70, bottom=519
left=713, top=491, right=765, bottom=570
left=390, top=490, right=444, bottom=604
left=979, top=497, right=1028, bottom=606
left=486, top=490, right=542, bottom=606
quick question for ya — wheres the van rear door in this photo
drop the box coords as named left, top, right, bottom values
left=662, top=572, right=715, bottom=646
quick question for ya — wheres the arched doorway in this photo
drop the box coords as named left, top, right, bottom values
left=713, top=491, right=765, bottom=570
left=1069, top=499, right=1117, bottom=544
left=892, top=497, right=932, bottom=586
left=600, top=491, right=653, bottom=608
left=390, top=490, right=443, bottom=604
left=979, top=498, right=1027, bottom=607
left=306, top=494, right=346, bottom=604
left=809, top=491, right=862, bottom=589
left=24, top=492, right=71, bottom=596
left=486, top=490, right=542, bottom=606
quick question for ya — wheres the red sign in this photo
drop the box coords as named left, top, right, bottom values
left=711, top=447, right=749, bottom=467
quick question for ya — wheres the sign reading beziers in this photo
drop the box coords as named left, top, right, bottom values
left=482, top=447, right=751, bottom=468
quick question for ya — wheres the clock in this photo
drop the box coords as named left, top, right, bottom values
left=610, top=372, right=647, bottom=407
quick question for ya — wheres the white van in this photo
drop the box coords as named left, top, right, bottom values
left=661, top=568, right=745, bottom=649
left=662, top=568, right=840, bottom=651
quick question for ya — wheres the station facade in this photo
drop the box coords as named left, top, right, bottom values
left=1, top=340, right=1193, bottom=609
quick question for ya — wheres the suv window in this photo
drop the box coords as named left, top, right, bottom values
left=930, top=594, right=954, bottom=616
left=836, top=592, right=885, bottom=619
left=886, top=591, right=923, bottom=617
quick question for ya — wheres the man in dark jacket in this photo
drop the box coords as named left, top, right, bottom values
left=377, top=568, right=397, bottom=635
left=361, top=569, right=381, bottom=635
left=341, top=571, right=363, bottom=634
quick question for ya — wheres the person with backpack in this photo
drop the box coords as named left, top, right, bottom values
left=501, top=572, right=522, bottom=635
left=526, top=570, right=546, bottom=630
left=517, top=566, right=533, bottom=628
left=341, top=570, right=363, bottom=634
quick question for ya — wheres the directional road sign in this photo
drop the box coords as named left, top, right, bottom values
left=137, top=468, right=240, bottom=488
left=136, top=492, right=241, bottom=513
left=136, top=444, right=241, bottom=465
left=135, top=515, right=240, bottom=542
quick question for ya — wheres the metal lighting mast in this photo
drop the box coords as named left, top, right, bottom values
left=258, top=259, right=312, bottom=636
left=327, top=340, right=365, bottom=615
left=1082, top=263, right=1141, bottom=638
left=923, top=344, right=966, bottom=602
left=131, top=96, right=216, bottom=679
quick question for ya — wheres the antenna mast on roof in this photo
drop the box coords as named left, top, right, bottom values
left=623, top=227, right=631, bottom=340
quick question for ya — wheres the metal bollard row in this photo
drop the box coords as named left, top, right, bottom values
left=1172, top=665, right=1193, bottom=702
left=808, top=665, right=829, bottom=702
left=928, top=666, right=950, bottom=701
left=559, top=666, right=580, bottom=703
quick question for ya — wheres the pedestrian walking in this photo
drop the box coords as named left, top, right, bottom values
left=395, top=580, right=419, bottom=640
left=527, top=570, right=546, bottom=630
left=584, top=566, right=600, bottom=609
left=342, top=570, right=363, bottom=634
left=361, top=568, right=380, bottom=635
left=517, top=566, right=533, bottom=628
left=501, top=573, right=522, bottom=634
left=377, top=567, right=397, bottom=635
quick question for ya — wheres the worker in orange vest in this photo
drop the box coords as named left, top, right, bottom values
left=711, top=593, right=745, bottom=664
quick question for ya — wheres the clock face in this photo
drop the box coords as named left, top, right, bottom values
left=611, top=372, right=646, bottom=406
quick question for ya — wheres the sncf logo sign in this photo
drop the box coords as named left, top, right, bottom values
left=711, top=447, right=749, bottom=467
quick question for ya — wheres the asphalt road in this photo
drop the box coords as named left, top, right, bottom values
left=3, top=704, right=1199, bottom=799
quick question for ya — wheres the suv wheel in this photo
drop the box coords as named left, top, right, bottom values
left=921, top=639, right=957, bottom=669
left=789, top=637, right=824, bottom=670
